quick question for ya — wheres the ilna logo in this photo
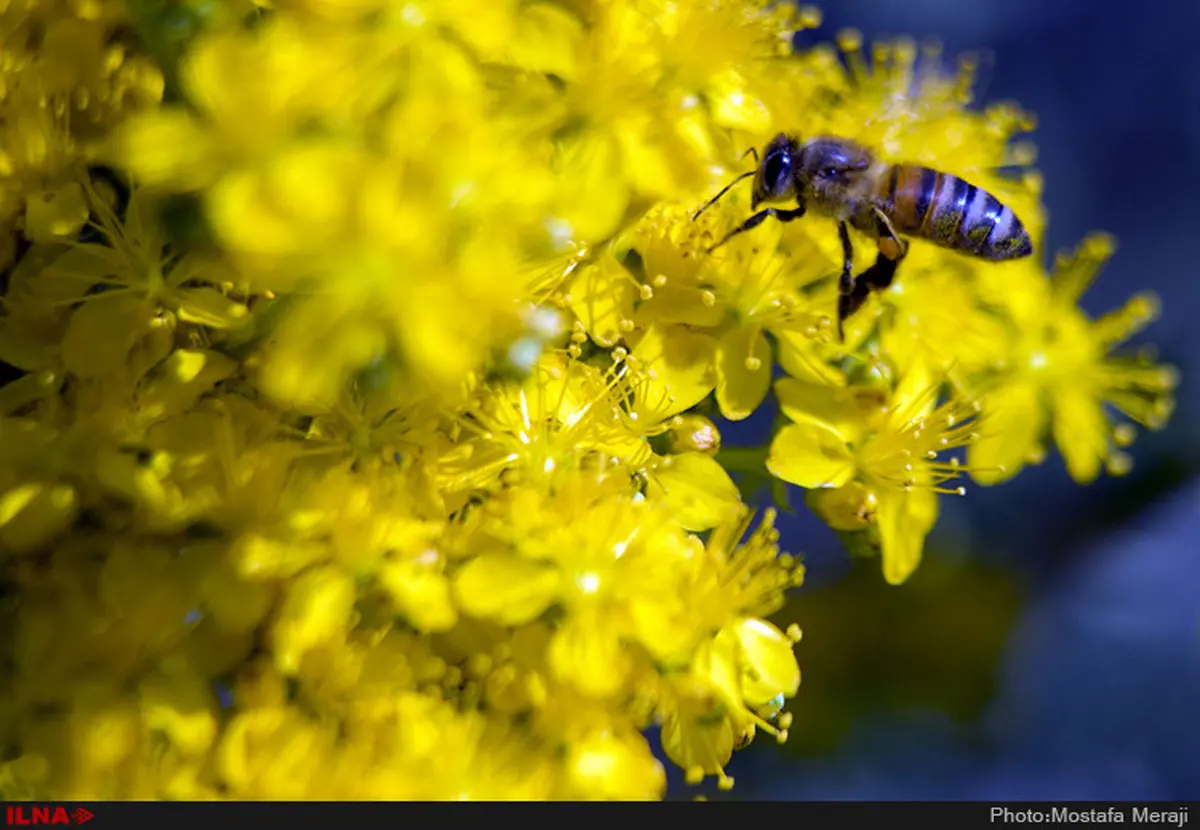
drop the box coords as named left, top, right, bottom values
left=4, top=806, right=93, bottom=825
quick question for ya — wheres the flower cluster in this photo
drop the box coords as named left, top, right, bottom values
left=0, top=0, right=1176, bottom=800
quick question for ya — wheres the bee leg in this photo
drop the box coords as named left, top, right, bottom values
left=837, top=278, right=873, bottom=341
left=859, top=208, right=906, bottom=293
left=836, top=221, right=856, bottom=341
left=870, top=206, right=908, bottom=271
left=837, top=211, right=907, bottom=340
left=707, top=204, right=805, bottom=253
left=855, top=254, right=900, bottom=302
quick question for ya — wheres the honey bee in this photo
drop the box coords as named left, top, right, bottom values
left=693, top=133, right=1033, bottom=338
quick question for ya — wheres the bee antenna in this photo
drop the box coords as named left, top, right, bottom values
left=741, top=147, right=760, bottom=163
left=691, top=170, right=756, bottom=222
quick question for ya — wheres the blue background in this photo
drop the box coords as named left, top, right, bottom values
left=673, top=0, right=1200, bottom=801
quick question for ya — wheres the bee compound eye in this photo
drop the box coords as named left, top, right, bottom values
left=763, top=158, right=782, bottom=184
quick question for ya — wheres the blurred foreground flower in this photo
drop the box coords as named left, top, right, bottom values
left=0, top=0, right=1176, bottom=801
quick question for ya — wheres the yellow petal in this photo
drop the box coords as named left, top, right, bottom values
left=617, top=122, right=684, bottom=200
left=595, top=430, right=655, bottom=469
left=510, top=2, right=584, bottom=79
left=61, top=293, right=151, bottom=379
left=566, top=732, right=665, bottom=801
left=94, top=446, right=175, bottom=513
left=232, top=657, right=289, bottom=710
left=230, top=533, right=327, bottom=581
left=729, top=617, right=800, bottom=704
left=129, top=312, right=178, bottom=385
left=887, top=360, right=940, bottom=429
left=260, top=296, right=388, bottom=408
left=557, top=132, right=628, bottom=242
left=766, top=422, right=855, bottom=489
left=105, top=110, right=216, bottom=190
left=649, top=452, right=743, bottom=532
left=567, top=256, right=636, bottom=348
left=264, top=141, right=356, bottom=231
left=774, top=377, right=874, bottom=441
left=627, top=591, right=696, bottom=663
left=453, top=554, right=559, bottom=625
left=198, top=554, right=278, bottom=633
left=207, top=169, right=299, bottom=257
left=660, top=713, right=735, bottom=780
left=24, top=183, right=89, bottom=243
left=138, top=349, right=239, bottom=423
left=548, top=612, right=630, bottom=698
left=636, top=281, right=726, bottom=328
left=776, top=330, right=846, bottom=386
left=217, top=707, right=327, bottom=798
left=378, top=559, right=458, bottom=632
left=675, top=106, right=717, bottom=165
left=138, top=670, right=218, bottom=758
left=715, top=325, right=771, bottom=421
left=270, top=566, right=356, bottom=675
left=695, top=634, right=743, bottom=709
left=707, top=69, right=771, bottom=133
left=121, top=183, right=166, bottom=256
left=969, top=381, right=1044, bottom=485
left=71, top=695, right=141, bottom=770
left=630, top=324, right=717, bottom=419
left=0, top=372, right=63, bottom=415
left=1050, top=385, right=1107, bottom=484
left=170, top=287, right=251, bottom=329
left=0, top=482, right=78, bottom=555
left=875, top=487, right=938, bottom=585
left=25, top=243, right=123, bottom=305
left=0, top=324, right=56, bottom=375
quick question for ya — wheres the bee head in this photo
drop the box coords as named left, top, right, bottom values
left=751, top=134, right=801, bottom=209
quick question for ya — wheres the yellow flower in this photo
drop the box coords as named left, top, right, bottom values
left=329, top=693, right=563, bottom=799
left=439, top=347, right=740, bottom=531
left=217, top=706, right=336, bottom=798
left=655, top=510, right=801, bottom=787
left=969, top=235, right=1177, bottom=484
left=138, top=666, right=220, bottom=758
left=0, top=1, right=163, bottom=265
left=269, top=565, right=356, bottom=675
left=659, top=617, right=799, bottom=791
left=0, top=755, right=51, bottom=801
left=440, top=353, right=637, bottom=491
left=768, top=361, right=977, bottom=584
left=546, top=0, right=791, bottom=240
left=105, top=15, right=552, bottom=405
left=663, top=207, right=838, bottom=415
left=876, top=249, right=1013, bottom=378
left=688, top=508, right=805, bottom=626
left=451, top=469, right=699, bottom=696
left=25, top=184, right=248, bottom=396
left=564, top=730, right=666, bottom=800
left=568, top=204, right=838, bottom=424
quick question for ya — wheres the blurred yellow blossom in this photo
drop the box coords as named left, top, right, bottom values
left=0, top=0, right=1178, bottom=803
left=968, top=234, right=1177, bottom=484
left=0, top=0, right=163, bottom=265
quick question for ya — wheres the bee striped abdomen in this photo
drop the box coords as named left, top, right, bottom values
left=880, top=165, right=1032, bottom=261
